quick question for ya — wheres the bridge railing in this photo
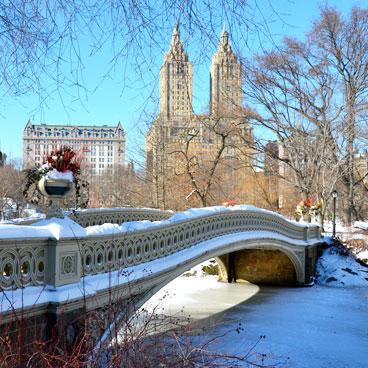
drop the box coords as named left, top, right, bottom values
left=12, top=208, right=173, bottom=227
left=0, top=237, right=48, bottom=290
left=0, top=207, right=321, bottom=290
left=79, top=209, right=320, bottom=278
left=67, top=208, right=173, bottom=227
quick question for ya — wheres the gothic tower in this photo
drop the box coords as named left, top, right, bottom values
left=159, top=25, right=193, bottom=119
left=210, top=25, right=242, bottom=115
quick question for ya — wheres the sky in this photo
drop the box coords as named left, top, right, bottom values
left=0, top=0, right=362, bottom=165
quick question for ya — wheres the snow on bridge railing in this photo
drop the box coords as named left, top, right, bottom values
left=0, top=205, right=321, bottom=290
left=67, top=207, right=173, bottom=227
left=10, top=207, right=173, bottom=227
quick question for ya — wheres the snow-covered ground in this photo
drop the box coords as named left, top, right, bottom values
left=143, top=247, right=368, bottom=368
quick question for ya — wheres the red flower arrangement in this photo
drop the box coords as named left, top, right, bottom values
left=222, top=199, right=236, bottom=208
left=295, top=198, right=321, bottom=222
left=46, top=146, right=82, bottom=177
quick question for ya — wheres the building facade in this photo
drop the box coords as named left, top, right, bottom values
left=210, top=26, right=242, bottom=115
left=159, top=25, right=193, bottom=120
left=146, top=25, right=253, bottom=208
left=23, top=121, right=126, bottom=175
left=355, top=151, right=368, bottom=185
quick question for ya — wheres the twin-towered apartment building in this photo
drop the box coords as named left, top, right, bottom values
left=23, top=25, right=253, bottom=183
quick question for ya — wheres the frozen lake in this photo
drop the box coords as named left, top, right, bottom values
left=146, top=277, right=368, bottom=367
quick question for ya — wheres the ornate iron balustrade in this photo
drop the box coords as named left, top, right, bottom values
left=0, top=238, right=48, bottom=290
left=0, top=208, right=321, bottom=290
left=67, top=208, right=173, bottom=227
left=13, top=208, right=173, bottom=227
left=79, top=210, right=320, bottom=277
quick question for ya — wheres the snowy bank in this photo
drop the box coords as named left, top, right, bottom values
left=316, top=246, right=368, bottom=287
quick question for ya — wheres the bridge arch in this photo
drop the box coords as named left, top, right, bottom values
left=123, top=235, right=307, bottom=316
left=215, top=241, right=303, bottom=285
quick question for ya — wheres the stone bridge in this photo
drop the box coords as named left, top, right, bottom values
left=0, top=206, right=322, bottom=346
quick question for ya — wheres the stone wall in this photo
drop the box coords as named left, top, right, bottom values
left=233, top=248, right=297, bottom=285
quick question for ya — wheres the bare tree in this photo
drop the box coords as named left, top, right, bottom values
left=239, top=3, right=368, bottom=223
left=88, top=164, right=150, bottom=208
left=163, top=110, right=254, bottom=208
left=308, top=5, right=368, bottom=223
left=0, top=160, right=26, bottom=220
left=243, top=33, right=341, bottom=220
left=1, top=1, right=284, bottom=110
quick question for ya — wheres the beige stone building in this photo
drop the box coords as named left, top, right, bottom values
left=23, top=121, right=126, bottom=175
left=146, top=25, right=254, bottom=208
left=355, top=151, right=368, bottom=185
left=210, top=26, right=243, bottom=115
left=159, top=25, right=193, bottom=120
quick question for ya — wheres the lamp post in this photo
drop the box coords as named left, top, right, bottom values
left=331, top=190, right=338, bottom=238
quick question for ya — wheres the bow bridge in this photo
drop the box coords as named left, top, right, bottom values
left=0, top=206, right=322, bottom=346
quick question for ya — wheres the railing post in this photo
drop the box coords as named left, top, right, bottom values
left=304, top=226, right=309, bottom=242
left=46, top=238, right=81, bottom=288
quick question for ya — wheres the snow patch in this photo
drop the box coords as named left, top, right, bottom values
left=46, top=169, right=74, bottom=182
left=357, top=250, right=368, bottom=263
left=30, top=217, right=87, bottom=239
left=353, top=221, right=368, bottom=230
left=316, top=246, right=368, bottom=287
left=86, top=220, right=171, bottom=236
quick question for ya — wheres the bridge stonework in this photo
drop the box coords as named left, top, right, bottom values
left=1, top=207, right=324, bottom=348
left=217, top=240, right=320, bottom=286
left=219, top=249, right=297, bottom=284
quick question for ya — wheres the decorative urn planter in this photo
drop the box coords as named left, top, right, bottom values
left=37, top=176, right=74, bottom=219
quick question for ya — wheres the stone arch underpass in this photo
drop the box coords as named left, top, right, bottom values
left=0, top=206, right=323, bottom=348
left=125, top=235, right=309, bottom=312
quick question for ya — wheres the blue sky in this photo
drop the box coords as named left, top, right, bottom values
left=0, top=0, right=361, bottom=165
